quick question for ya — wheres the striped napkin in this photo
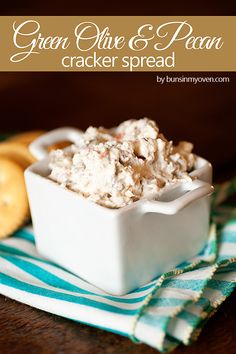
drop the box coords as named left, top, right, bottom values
left=0, top=179, right=236, bottom=352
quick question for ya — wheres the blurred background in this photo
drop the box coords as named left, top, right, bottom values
left=0, top=72, right=235, bottom=178
left=0, top=2, right=235, bottom=178
left=0, top=0, right=235, bottom=15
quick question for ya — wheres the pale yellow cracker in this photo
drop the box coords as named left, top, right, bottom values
left=8, top=130, right=45, bottom=146
left=0, top=142, right=36, bottom=169
left=0, top=158, right=30, bottom=239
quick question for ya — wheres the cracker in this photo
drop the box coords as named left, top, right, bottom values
left=8, top=130, right=45, bottom=146
left=0, top=142, right=36, bottom=169
left=0, top=158, right=30, bottom=239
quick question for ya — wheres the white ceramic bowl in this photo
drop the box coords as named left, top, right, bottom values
left=25, top=128, right=214, bottom=295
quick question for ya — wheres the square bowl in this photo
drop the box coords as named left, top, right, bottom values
left=25, top=128, right=213, bottom=295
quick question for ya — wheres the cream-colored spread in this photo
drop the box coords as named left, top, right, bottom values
left=48, top=118, right=196, bottom=208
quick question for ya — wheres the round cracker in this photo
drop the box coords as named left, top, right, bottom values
left=8, top=130, right=45, bottom=146
left=0, top=158, right=30, bottom=239
left=0, top=142, right=36, bottom=169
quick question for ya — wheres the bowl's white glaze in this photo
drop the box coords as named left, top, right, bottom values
left=25, top=128, right=213, bottom=295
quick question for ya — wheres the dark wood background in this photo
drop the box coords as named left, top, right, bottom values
left=0, top=72, right=235, bottom=176
left=1, top=0, right=235, bottom=15
left=0, top=291, right=235, bottom=354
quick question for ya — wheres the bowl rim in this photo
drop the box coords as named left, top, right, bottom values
left=25, top=155, right=212, bottom=216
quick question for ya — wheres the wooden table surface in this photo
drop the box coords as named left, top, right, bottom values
left=0, top=291, right=235, bottom=354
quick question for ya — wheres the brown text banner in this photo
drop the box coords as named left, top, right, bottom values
left=0, top=16, right=235, bottom=71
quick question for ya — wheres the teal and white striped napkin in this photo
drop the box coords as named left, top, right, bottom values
left=0, top=179, right=236, bottom=352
